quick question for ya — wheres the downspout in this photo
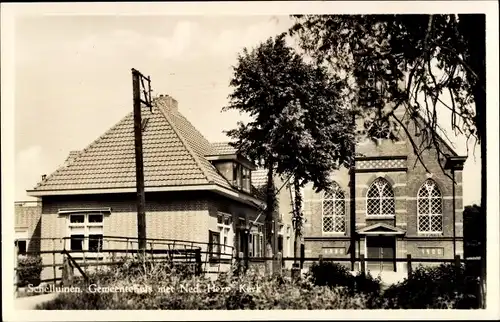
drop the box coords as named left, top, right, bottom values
left=452, top=168, right=456, bottom=258
left=350, top=163, right=356, bottom=271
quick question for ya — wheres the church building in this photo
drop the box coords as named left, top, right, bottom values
left=301, top=109, right=466, bottom=273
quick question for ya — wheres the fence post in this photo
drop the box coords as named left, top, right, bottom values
left=265, top=244, right=273, bottom=276
left=195, top=248, right=202, bottom=276
left=407, top=254, right=412, bottom=277
left=14, top=244, right=19, bottom=296
left=300, top=244, right=305, bottom=269
left=360, top=254, right=365, bottom=274
left=319, top=254, right=324, bottom=266
left=273, top=252, right=283, bottom=276
left=52, top=238, right=57, bottom=286
left=62, top=256, right=74, bottom=286
left=454, top=254, right=461, bottom=272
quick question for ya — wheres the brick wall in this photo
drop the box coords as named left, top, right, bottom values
left=36, top=191, right=263, bottom=280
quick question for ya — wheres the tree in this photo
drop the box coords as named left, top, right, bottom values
left=290, top=13, right=486, bottom=304
left=223, top=33, right=355, bottom=263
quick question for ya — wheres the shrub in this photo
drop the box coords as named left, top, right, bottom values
left=37, top=261, right=371, bottom=310
left=17, top=255, right=43, bottom=287
left=382, top=263, right=481, bottom=309
left=307, top=261, right=382, bottom=299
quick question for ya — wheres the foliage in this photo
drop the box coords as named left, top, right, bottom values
left=224, top=33, right=355, bottom=190
left=382, top=263, right=481, bottom=309
left=290, top=14, right=485, bottom=177
left=37, top=261, right=371, bottom=310
left=463, top=204, right=485, bottom=260
left=307, top=262, right=382, bottom=298
left=17, top=255, right=43, bottom=287
left=223, top=32, right=355, bottom=250
left=36, top=258, right=483, bottom=310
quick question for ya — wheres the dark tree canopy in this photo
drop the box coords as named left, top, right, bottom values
left=290, top=14, right=487, bottom=295
left=224, top=33, right=355, bottom=193
left=223, top=33, right=356, bottom=252
left=290, top=14, right=485, bottom=172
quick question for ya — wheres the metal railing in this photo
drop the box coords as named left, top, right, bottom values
left=14, top=236, right=235, bottom=291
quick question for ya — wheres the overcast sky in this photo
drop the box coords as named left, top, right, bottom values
left=13, top=14, right=481, bottom=205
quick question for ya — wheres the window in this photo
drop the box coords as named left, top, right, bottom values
left=208, top=230, right=221, bottom=260
left=322, top=182, right=346, bottom=233
left=15, top=240, right=27, bottom=255
left=249, top=224, right=264, bottom=257
left=67, top=213, right=104, bottom=252
left=417, top=179, right=443, bottom=233
left=242, top=167, right=251, bottom=192
left=216, top=213, right=233, bottom=256
left=277, top=225, right=284, bottom=253
left=366, top=178, right=395, bottom=216
left=233, top=163, right=242, bottom=189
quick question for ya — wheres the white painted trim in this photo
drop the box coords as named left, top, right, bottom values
left=365, top=215, right=395, bottom=220
left=362, top=231, right=404, bottom=235
left=28, top=184, right=213, bottom=196
left=322, top=232, right=346, bottom=237
left=58, top=208, right=111, bottom=214
left=15, top=229, right=28, bottom=240
left=29, top=184, right=265, bottom=208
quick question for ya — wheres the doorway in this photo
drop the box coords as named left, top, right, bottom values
left=366, top=236, right=396, bottom=272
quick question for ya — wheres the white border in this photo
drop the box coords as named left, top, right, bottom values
left=2, top=1, right=499, bottom=320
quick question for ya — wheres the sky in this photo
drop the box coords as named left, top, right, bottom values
left=13, top=14, right=481, bottom=205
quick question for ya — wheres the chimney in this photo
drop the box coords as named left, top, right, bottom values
left=154, top=94, right=178, bottom=113
left=41, top=174, right=47, bottom=181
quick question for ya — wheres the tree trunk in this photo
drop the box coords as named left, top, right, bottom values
left=459, top=14, right=486, bottom=308
left=265, top=164, right=276, bottom=259
left=293, top=179, right=303, bottom=262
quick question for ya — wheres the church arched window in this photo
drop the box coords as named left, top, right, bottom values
left=322, top=182, right=346, bottom=233
left=417, top=179, right=443, bottom=233
left=366, top=177, right=395, bottom=216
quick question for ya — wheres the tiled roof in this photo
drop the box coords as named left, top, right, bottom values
left=211, top=142, right=237, bottom=155
left=252, top=168, right=268, bottom=188
left=31, top=101, right=234, bottom=192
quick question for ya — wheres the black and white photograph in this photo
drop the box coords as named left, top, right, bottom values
left=1, top=1, right=498, bottom=320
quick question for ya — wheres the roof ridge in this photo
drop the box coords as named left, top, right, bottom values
left=173, top=112, right=217, bottom=156
left=156, top=106, right=213, bottom=184
left=36, top=112, right=133, bottom=188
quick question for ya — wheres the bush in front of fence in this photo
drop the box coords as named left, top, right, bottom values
left=306, top=261, right=382, bottom=300
left=381, top=263, right=481, bottom=309
left=17, top=255, right=43, bottom=287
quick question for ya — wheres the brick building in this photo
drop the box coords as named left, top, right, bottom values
left=15, top=201, right=42, bottom=255
left=24, top=95, right=294, bottom=279
left=301, top=109, right=466, bottom=273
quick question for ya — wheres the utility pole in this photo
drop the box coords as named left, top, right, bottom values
left=132, top=68, right=152, bottom=250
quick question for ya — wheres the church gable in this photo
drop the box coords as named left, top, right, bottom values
left=356, top=223, right=406, bottom=235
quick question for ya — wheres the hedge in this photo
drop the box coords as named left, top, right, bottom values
left=17, top=255, right=43, bottom=287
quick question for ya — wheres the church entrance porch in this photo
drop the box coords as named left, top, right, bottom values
left=366, top=236, right=396, bottom=272
left=356, top=222, right=406, bottom=274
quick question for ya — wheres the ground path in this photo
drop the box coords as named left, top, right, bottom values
left=14, top=293, right=58, bottom=310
